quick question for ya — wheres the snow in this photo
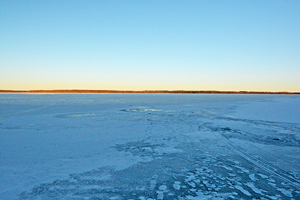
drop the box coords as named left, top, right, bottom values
left=0, top=94, right=300, bottom=199
left=229, top=95, right=300, bottom=123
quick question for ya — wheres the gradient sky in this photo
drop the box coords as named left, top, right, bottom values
left=1, top=0, right=299, bottom=91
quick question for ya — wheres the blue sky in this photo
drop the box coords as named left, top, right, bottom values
left=1, top=0, right=299, bottom=91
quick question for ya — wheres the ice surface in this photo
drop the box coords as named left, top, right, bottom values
left=0, top=94, right=300, bottom=199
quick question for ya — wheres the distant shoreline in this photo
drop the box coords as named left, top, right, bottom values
left=0, top=90, right=299, bottom=94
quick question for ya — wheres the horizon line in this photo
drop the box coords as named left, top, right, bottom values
left=0, top=89, right=299, bottom=95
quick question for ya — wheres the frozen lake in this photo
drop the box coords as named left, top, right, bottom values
left=1, top=94, right=300, bottom=200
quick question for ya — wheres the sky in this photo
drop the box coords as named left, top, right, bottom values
left=0, top=0, right=299, bottom=91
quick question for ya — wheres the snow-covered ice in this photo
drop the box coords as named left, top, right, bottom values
left=0, top=94, right=300, bottom=199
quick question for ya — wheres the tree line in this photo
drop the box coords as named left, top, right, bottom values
left=0, top=90, right=299, bottom=94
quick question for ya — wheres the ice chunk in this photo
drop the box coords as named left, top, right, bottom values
left=277, top=188, right=293, bottom=197
left=245, top=182, right=263, bottom=195
left=234, top=185, right=251, bottom=196
left=173, top=181, right=181, bottom=190
left=159, top=185, right=167, bottom=191
left=157, top=190, right=164, bottom=199
left=249, top=174, right=257, bottom=182
left=150, top=180, right=156, bottom=190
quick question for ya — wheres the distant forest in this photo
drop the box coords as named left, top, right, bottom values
left=0, top=90, right=299, bottom=94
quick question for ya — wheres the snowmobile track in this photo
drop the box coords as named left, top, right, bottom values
left=218, top=132, right=300, bottom=190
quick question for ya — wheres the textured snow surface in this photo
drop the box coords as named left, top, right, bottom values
left=0, top=94, right=300, bottom=200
